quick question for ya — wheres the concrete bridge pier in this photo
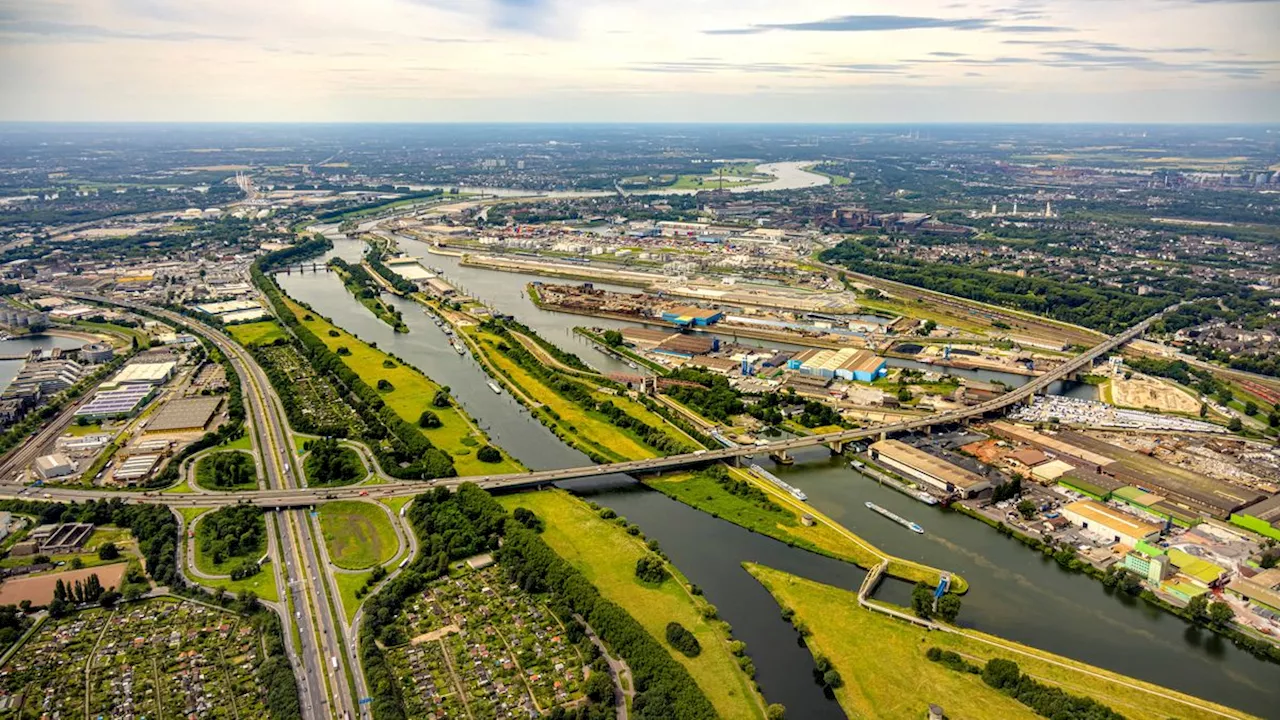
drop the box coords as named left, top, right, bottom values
left=769, top=450, right=793, bottom=465
left=827, top=439, right=845, bottom=455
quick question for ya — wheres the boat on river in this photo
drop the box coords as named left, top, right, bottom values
left=866, top=501, right=924, bottom=534
left=488, top=381, right=502, bottom=394
left=453, top=341, right=466, bottom=355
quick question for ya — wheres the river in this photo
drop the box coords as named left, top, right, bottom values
left=277, top=238, right=1280, bottom=718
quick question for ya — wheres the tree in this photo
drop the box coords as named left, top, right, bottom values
left=98, top=542, right=120, bottom=560
left=910, top=581, right=935, bottom=620
left=981, top=658, right=1021, bottom=691
left=1186, top=594, right=1209, bottom=623
left=1228, top=416, right=1243, bottom=432
left=1016, top=499, right=1037, bottom=520
left=1245, top=400, right=1258, bottom=416
left=766, top=704, right=786, bottom=720
left=1199, top=402, right=1209, bottom=418
left=432, top=390, right=451, bottom=408
left=634, top=555, right=667, bottom=584
left=1208, top=601, right=1234, bottom=627
left=664, top=622, right=701, bottom=657
left=376, top=378, right=394, bottom=392
left=897, top=387, right=913, bottom=402
left=476, top=446, right=502, bottom=463
left=417, top=410, right=442, bottom=429
left=602, top=330, right=623, bottom=347
left=70, top=557, right=84, bottom=570
left=584, top=670, right=614, bottom=705
left=936, top=593, right=962, bottom=623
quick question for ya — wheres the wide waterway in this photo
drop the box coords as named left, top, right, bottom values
left=277, top=237, right=1280, bottom=718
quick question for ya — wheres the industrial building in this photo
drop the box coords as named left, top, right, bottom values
left=987, top=422, right=1116, bottom=472
left=1227, top=569, right=1280, bottom=614
left=788, top=348, right=887, bottom=383
left=1060, top=500, right=1162, bottom=547
left=1230, top=494, right=1280, bottom=542
left=1031, top=459, right=1076, bottom=483
left=1165, top=548, right=1228, bottom=588
left=653, top=334, right=718, bottom=358
left=2, top=359, right=86, bottom=399
left=112, top=361, right=176, bottom=385
left=660, top=306, right=723, bottom=327
left=27, top=523, right=94, bottom=555
left=1122, top=543, right=1173, bottom=583
left=78, top=342, right=115, bottom=364
left=869, top=440, right=992, bottom=498
left=113, top=454, right=161, bottom=483
left=75, top=383, right=155, bottom=419
left=34, top=453, right=76, bottom=480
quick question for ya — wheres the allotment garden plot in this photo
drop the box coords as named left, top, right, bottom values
left=0, top=598, right=271, bottom=720
left=256, top=343, right=366, bottom=436
left=386, top=565, right=588, bottom=718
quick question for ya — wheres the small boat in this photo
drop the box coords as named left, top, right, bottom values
left=488, top=381, right=502, bottom=394
left=628, top=362, right=638, bottom=369
left=866, top=501, right=924, bottom=534
left=453, top=342, right=465, bottom=355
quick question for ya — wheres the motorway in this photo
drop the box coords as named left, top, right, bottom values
left=17, top=291, right=362, bottom=720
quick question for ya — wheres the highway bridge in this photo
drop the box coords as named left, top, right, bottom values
left=0, top=291, right=1179, bottom=510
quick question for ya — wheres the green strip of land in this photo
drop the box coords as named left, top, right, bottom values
left=746, top=564, right=1255, bottom=720
left=226, top=320, right=288, bottom=347
left=284, top=297, right=522, bottom=475
left=501, top=489, right=767, bottom=720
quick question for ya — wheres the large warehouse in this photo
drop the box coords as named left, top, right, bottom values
left=788, top=348, right=887, bottom=383
left=869, top=440, right=991, bottom=498
left=1060, top=500, right=1162, bottom=547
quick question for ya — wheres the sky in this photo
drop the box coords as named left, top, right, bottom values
left=1, top=0, right=1278, bottom=123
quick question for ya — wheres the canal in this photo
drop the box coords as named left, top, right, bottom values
left=278, top=237, right=1280, bottom=718
left=0, top=334, right=86, bottom=392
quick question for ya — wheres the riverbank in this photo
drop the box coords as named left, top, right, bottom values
left=746, top=564, right=1256, bottom=720
left=645, top=466, right=966, bottom=593
left=501, top=489, right=768, bottom=720
left=280, top=294, right=522, bottom=475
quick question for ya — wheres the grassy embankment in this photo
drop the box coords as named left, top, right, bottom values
left=282, top=297, right=522, bottom=475
left=804, top=163, right=853, bottom=185
left=464, top=326, right=687, bottom=463
left=647, top=468, right=964, bottom=592
left=187, top=508, right=279, bottom=602
left=501, top=489, right=767, bottom=720
left=317, top=501, right=399, bottom=570
left=746, top=564, right=1256, bottom=720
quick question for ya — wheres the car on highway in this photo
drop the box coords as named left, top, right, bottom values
left=359, top=490, right=368, bottom=496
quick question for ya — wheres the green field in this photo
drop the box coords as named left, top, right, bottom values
left=378, top=495, right=414, bottom=518
left=335, top=569, right=373, bottom=624
left=227, top=320, right=288, bottom=347
left=500, top=490, right=766, bottom=720
left=469, top=328, right=659, bottom=462
left=286, top=298, right=522, bottom=475
left=318, top=501, right=399, bottom=570
left=188, top=509, right=279, bottom=602
left=747, top=564, right=1254, bottom=720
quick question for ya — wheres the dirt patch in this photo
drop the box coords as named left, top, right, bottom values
left=0, top=563, right=128, bottom=606
left=411, top=624, right=460, bottom=644
left=1111, top=374, right=1199, bottom=414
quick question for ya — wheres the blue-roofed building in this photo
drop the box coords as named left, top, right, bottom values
left=660, top=306, right=723, bottom=327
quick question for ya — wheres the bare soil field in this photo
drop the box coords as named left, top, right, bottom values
left=0, top=563, right=127, bottom=606
left=1111, top=374, right=1200, bottom=414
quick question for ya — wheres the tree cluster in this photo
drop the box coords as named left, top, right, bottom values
left=664, top=622, right=701, bottom=657
left=821, top=240, right=1173, bottom=334
left=634, top=555, right=668, bottom=584
left=303, top=438, right=364, bottom=486
left=979, top=657, right=1126, bottom=719
left=199, top=451, right=257, bottom=489
left=197, top=505, right=265, bottom=566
